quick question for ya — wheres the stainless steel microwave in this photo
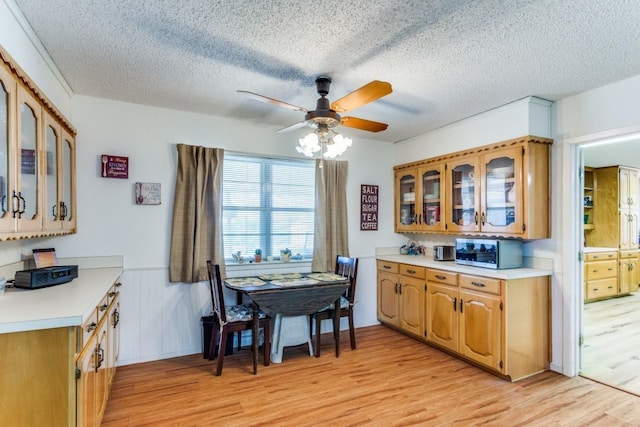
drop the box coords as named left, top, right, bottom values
left=454, top=238, right=523, bottom=269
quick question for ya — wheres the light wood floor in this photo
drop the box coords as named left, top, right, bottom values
left=582, top=291, right=640, bottom=395
left=102, top=325, right=640, bottom=426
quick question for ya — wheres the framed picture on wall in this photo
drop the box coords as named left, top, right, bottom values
left=135, top=182, right=161, bottom=205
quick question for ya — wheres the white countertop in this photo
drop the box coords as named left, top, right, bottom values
left=583, top=247, right=618, bottom=253
left=0, top=267, right=122, bottom=334
left=376, top=255, right=552, bottom=280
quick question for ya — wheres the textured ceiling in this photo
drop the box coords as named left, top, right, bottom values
left=11, top=0, right=640, bottom=143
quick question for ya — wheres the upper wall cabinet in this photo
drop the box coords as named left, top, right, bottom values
left=395, top=162, right=446, bottom=233
left=394, top=136, right=552, bottom=239
left=0, top=46, right=76, bottom=241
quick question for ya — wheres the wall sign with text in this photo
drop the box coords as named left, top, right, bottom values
left=360, top=184, right=378, bottom=231
left=101, top=154, right=129, bottom=179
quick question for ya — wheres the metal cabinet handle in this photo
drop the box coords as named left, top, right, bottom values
left=383, top=265, right=391, bottom=270
left=474, top=212, right=478, bottom=225
left=86, top=322, right=97, bottom=333
left=481, top=212, right=485, bottom=226
left=459, top=299, right=464, bottom=313
left=453, top=297, right=457, bottom=311
left=112, top=309, right=120, bottom=327
left=435, top=275, right=446, bottom=280
left=60, top=201, right=68, bottom=220
left=471, top=281, right=486, bottom=288
left=407, top=269, right=416, bottom=274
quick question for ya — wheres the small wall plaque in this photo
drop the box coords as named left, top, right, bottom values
left=135, top=182, right=161, bottom=205
left=360, top=184, right=378, bottom=231
left=101, top=154, right=129, bottom=179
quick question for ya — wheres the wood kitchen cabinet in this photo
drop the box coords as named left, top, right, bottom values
left=584, top=250, right=618, bottom=302
left=378, top=260, right=550, bottom=381
left=376, top=260, right=426, bottom=338
left=77, top=281, right=121, bottom=426
left=377, top=260, right=399, bottom=326
left=587, top=166, right=640, bottom=251
left=394, top=136, right=551, bottom=239
left=425, top=269, right=459, bottom=352
left=395, top=162, right=445, bottom=233
left=0, top=267, right=122, bottom=426
left=427, top=271, right=501, bottom=372
left=458, top=275, right=502, bottom=371
left=43, top=112, right=76, bottom=233
left=398, top=264, right=426, bottom=337
left=618, top=250, right=639, bottom=295
left=585, top=166, right=640, bottom=300
left=0, top=45, right=76, bottom=241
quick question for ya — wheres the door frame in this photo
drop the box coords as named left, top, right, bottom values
left=561, top=125, right=640, bottom=376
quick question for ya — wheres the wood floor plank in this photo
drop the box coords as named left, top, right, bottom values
left=102, top=325, right=640, bottom=426
left=582, top=291, right=640, bottom=396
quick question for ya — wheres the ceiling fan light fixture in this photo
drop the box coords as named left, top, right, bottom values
left=324, top=133, right=352, bottom=159
left=297, top=125, right=352, bottom=160
left=296, top=132, right=321, bottom=157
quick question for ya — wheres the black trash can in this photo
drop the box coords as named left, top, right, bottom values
left=201, top=315, right=234, bottom=359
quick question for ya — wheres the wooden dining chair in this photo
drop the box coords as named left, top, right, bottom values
left=309, top=256, right=358, bottom=357
left=206, top=261, right=271, bottom=376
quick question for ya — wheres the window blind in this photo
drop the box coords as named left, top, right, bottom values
left=223, top=153, right=315, bottom=261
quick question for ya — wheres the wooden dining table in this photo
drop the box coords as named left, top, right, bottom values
left=224, top=272, right=350, bottom=373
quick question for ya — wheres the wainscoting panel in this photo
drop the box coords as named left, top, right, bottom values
left=117, top=268, right=210, bottom=366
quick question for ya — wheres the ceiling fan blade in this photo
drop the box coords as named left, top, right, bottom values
left=340, top=116, right=388, bottom=132
left=237, top=90, right=307, bottom=112
left=277, top=121, right=308, bottom=133
left=331, top=81, right=392, bottom=113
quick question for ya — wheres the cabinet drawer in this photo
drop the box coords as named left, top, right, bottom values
left=585, top=251, right=617, bottom=261
left=377, top=260, right=398, bottom=274
left=426, top=269, right=458, bottom=286
left=619, top=250, right=640, bottom=259
left=459, top=274, right=501, bottom=295
left=585, top=260, right=618, bottom=280
left=399, top=264, right=425, bottom=279
left=586, top=278, right=618, bottom=299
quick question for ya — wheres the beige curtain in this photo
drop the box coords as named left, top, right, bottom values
left=169, top=144, right=225, bottom=282
left=312, top=159, right=349, bottom=272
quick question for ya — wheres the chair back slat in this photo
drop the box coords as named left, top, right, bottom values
left=207, top=261, right=228, bottom=323
left=335, top=256, right=358, bottom=303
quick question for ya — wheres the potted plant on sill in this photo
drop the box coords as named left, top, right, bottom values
left=280, top=248, right=291, bottom=263
left=254, top=249, right=262, bottom=263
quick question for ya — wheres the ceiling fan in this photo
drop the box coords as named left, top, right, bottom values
left=237, top=76, right=393, bottom=134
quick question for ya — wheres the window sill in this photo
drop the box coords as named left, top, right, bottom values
left=225, top=260, right=312, bottom=278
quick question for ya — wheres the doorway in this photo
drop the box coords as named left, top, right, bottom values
left=579, top=136, right=640, bottom=396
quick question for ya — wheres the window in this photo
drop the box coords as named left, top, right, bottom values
left=223, top=153, right=315, bottom=261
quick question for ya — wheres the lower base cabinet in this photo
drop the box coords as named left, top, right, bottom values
left=0, top=276, right=121, bottom=427
left=379, top=261, right=550, bottom=381
left=77, top=283, right=121, bottom=426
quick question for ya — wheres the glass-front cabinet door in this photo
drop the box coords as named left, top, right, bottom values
left=0, top=65, right=14, bottom=233
left=447, top=157, right=480, bottom=233
left=395, top=168, right=418, bottom=232
left=419, top=163, right=445, bottom=231
left=43, top=114, right=60, bottom=231
left=16, top=86, right=42, bottom=232
left=480, top=148, right=522, bottom=235
left=61, top=129, right=76, bottom=231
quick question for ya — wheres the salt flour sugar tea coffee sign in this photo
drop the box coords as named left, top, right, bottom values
left=101, top=154, right=129, bottom=179
left=360, top=184, right=378, bottom=231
